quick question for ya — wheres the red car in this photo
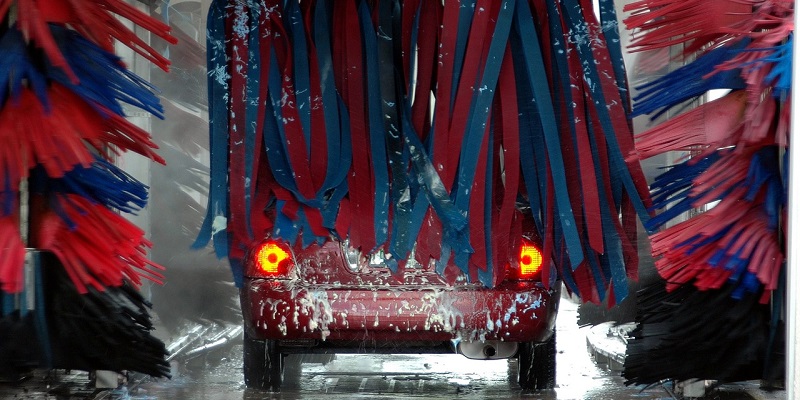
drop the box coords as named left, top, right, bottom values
left=240, top=217, right=561, bottom=391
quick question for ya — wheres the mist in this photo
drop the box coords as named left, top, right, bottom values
left=143, top=0, right=241, bottom=337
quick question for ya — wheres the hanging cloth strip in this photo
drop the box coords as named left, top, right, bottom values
left=488, top=48, right=521, bottom=288
left=451, top=0, right=516, bottom=282
left=360, top=0, right=391, bottom=255
left=511, top=0, right=583, bottom=271
left=194, top=0, right=230, bottom=259
left=309, top=0, right=351, bottom=232
left=198, top=0, right=355, bottom=277
left=334, top=0, right=376, bottom=252
left=197, top=0, right=654, bottom=300
left=225, top=0, right=256, bottom=259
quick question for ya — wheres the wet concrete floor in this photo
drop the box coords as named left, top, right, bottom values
left=0, top=300, right=763, bottom=399
left=110, top=301, right=757, bottom=400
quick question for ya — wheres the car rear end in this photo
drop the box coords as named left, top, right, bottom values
left=240, top=223, right=561, bottom=390
left=242, top=238, right=559, bottom=345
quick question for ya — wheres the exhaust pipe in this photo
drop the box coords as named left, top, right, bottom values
left=457, top=340, right=518, bottom=360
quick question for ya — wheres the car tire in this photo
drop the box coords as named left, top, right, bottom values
left=243, top=331, right=284, bottom=391
left=517, top=332, right=556, bottom=390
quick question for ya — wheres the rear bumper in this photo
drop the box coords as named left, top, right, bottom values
left=241, top=279, right=559, bottom=345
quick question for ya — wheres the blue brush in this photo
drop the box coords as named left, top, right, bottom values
left=632, top=40, right=749, bottom=119
left=0, top=28, right=51, bottom=110
left=30, top=156, right=148, bottom=214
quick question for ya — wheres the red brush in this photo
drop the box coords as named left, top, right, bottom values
left=653, top=202, right=782, bottom=294
left=623, top=0, right=790, bottom=386
left=742, top=94, right=778, bottom=145
left=34, top=195, right=165, bottom=294
left=624, top=0, right=754, bottom=57
left=4, top=0, right=176, bottom=83
left=0, top=85, right=163, bottom=193
left=650, top=187, right=748, bottom=254
left=0, top=88, right=94, bottom=190
left=0, top=216, right=26, bottom=293
left=709, top=2, right=793, bottom=88
left=689, top=150, right=754, bottom=206
left=633, top=90, right=747, bottom=160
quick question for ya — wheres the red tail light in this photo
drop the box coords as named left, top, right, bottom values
left=250, top=240, right=293, bottom=278
left=511, top=240, right=543, bottom=280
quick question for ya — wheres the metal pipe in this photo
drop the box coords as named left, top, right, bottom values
left=182, top=325, right=244, bottom=359
left=166, top=324, right=212, bottom=361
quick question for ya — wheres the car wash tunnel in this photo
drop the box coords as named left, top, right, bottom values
left=0, top=0, right=796, bottom=399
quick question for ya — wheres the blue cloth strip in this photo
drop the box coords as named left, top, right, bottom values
left=285, top=1, right=312, bottom=154
left=477, top=122, right=495, bottom=287
left=1, top=292, right=14, bottom=316
left=273, top=200, right=300, bottom=245
left=512, top=0, right=584, bottom=270
left=193, top=0, right=229, bottom=257
left=320, top=98, right=353, bottom=231
left=297, top=206, right=327, bottom=248
left=598, top=0, right=631, bottom=115
left=560, top=0, right=652, bottom=231
left=360, top=2, right=391, bottom=251
left=511, top=45, right=546, bottom=237
left=407, top=3, right=422, bottom=96
left=403, top=125, right=468, bottom=233
left=585, top=111, right=627, bottom=302
left=377, top=0, right=424, bottom=266
left=243, top=5, right=261, bottom=240
left=450, top=0, right=516, bottom=275
left=263, top=49, right=313, bottom=207
left=313, top=0, right=350, bottom=211
left=451, top=0, right=476, bottom=109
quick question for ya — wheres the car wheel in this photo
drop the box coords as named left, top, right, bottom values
left=243, top=331, right=284, bottom=391
left=517, top=332, right=556, bottom=390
